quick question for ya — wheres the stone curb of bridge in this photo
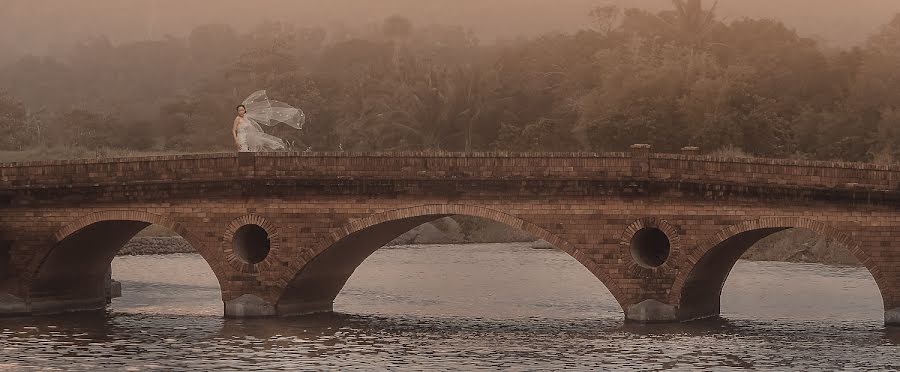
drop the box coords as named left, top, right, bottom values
left=625, top=299, right=677, bottom=323
left=224, top=294, right=276, bottom=318
left=0, top=293, right=27, bottom=315
left=887, top=308, right=900, bottom=326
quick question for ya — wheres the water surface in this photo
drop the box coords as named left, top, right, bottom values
left=1, top=243, right=898, bottom=370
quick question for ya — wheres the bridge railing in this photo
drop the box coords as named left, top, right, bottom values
left=0, top=152, right=637, bottom=188
left=252, top=151, right=635, bottom=180
left=648, top=153, right=898, bottom=191
left=0, top=153, right=242, bottom=188
left=0, top=148, right=898, bottom=192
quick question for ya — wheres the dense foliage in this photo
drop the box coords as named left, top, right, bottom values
left=1, top=1, right=899, bottom=162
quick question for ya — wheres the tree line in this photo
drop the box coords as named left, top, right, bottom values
left=1, top=1, right=899, bottom=163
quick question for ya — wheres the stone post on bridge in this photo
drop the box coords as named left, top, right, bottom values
left=680, top=146, right=700, bottom=155
left=629, top=144, right=652, bottom=179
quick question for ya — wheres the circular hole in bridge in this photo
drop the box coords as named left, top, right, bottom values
left=232, top=224, right=271, bottom=264
left=630, top=227, right=671, bottom=268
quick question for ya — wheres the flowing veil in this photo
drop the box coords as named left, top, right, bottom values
left=235, top=90, right=305, bottom=152
left=242, top=90, right=306, bottom=131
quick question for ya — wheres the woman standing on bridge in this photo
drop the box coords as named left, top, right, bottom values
left=232, top=90, right=305, bottom=152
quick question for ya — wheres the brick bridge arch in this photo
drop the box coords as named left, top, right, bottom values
left=671, top=217, right=884, bottom=321
left=25, top=210, right=225, bottom=314
left=275, top=204, right=626, bottom=316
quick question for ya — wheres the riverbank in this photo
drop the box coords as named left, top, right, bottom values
left=119, top=217, right=860, bottom=266
left=743, top=228, right=858, bottom=266
left=119, top=237, right=195, bottom=255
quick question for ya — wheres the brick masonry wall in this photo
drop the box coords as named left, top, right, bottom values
left=3, top=151, right=900, bottom=191
left=1, top=149, right=899, bottom=320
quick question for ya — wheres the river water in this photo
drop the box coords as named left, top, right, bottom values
left=1, top=243, right=899, bottom=370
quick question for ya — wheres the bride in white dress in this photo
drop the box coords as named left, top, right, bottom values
left=232, top=90, right=305, bottom=152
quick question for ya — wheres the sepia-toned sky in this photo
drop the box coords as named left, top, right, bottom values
left=2, top=0, right=899, bottom=58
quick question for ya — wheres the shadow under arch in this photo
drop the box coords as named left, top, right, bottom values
left=672, top=217, right=885, bottom=322
left=276, top=204, right=625, bottom=317
left=26, top=210, right=225, bottom=315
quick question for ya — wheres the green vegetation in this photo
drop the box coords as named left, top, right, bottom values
left=1, top=1, right=899, bottom=163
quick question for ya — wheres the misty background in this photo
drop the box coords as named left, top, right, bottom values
left=1, top=0, right=900, bottom=162
left=4, top=0, right=899, bottom=56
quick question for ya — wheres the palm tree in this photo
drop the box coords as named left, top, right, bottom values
left=383, top=15, right=413, bottom=70
left=667, top=0, right=719, bottom=48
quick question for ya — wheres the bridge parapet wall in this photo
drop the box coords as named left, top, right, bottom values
left=0, top=151, right=900, bottom=191
left=0, top=151, right=898, bottom=193
left=0, top=152, right=636, bottom=189
left=0, top=150, right=900, bottom=200
left=650, top=153, right=899, bottom=191
left=0, top=154, right=241, bottom=188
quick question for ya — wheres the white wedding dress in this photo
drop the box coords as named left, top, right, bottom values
left=236, top=116, right=286, bottom=151
left=235, top=90, right=305, bottom=152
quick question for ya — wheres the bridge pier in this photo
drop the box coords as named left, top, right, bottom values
left=224, top=294, right=276, bottom=318
left=27, top=266, right=115, bottom=315
left=30, top=296, right=107, bottom=315
left=625, top=299, right=678, bottom=323
left=886, top=308, right=900, bottom=326
left=0, top=293, right=27, bottom=315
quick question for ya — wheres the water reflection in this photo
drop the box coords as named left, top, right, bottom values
left=1, top=244, right=898, bottom=370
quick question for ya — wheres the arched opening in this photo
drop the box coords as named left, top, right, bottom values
left=111, top=225, right=223, bottom=315
left=276, top=206, right=622, bottom=320
left=30, top=215, right=222, bottom=316
left=677, top=221, right=884, bottom=323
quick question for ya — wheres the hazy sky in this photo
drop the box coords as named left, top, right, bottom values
left=2, top=0, right=899, bottom=58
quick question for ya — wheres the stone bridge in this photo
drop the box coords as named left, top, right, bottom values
left=1, top=145, right=899, bottom=325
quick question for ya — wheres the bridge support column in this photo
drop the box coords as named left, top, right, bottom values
left=224, top=294, right=276, bottom=318
left=625, top=299, right=678, bottom=323
left=104, top=265, right=121, bottom=303
left=0, top=293, right=28, bottom=315
left=886, top=308, right=900, bottom=326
